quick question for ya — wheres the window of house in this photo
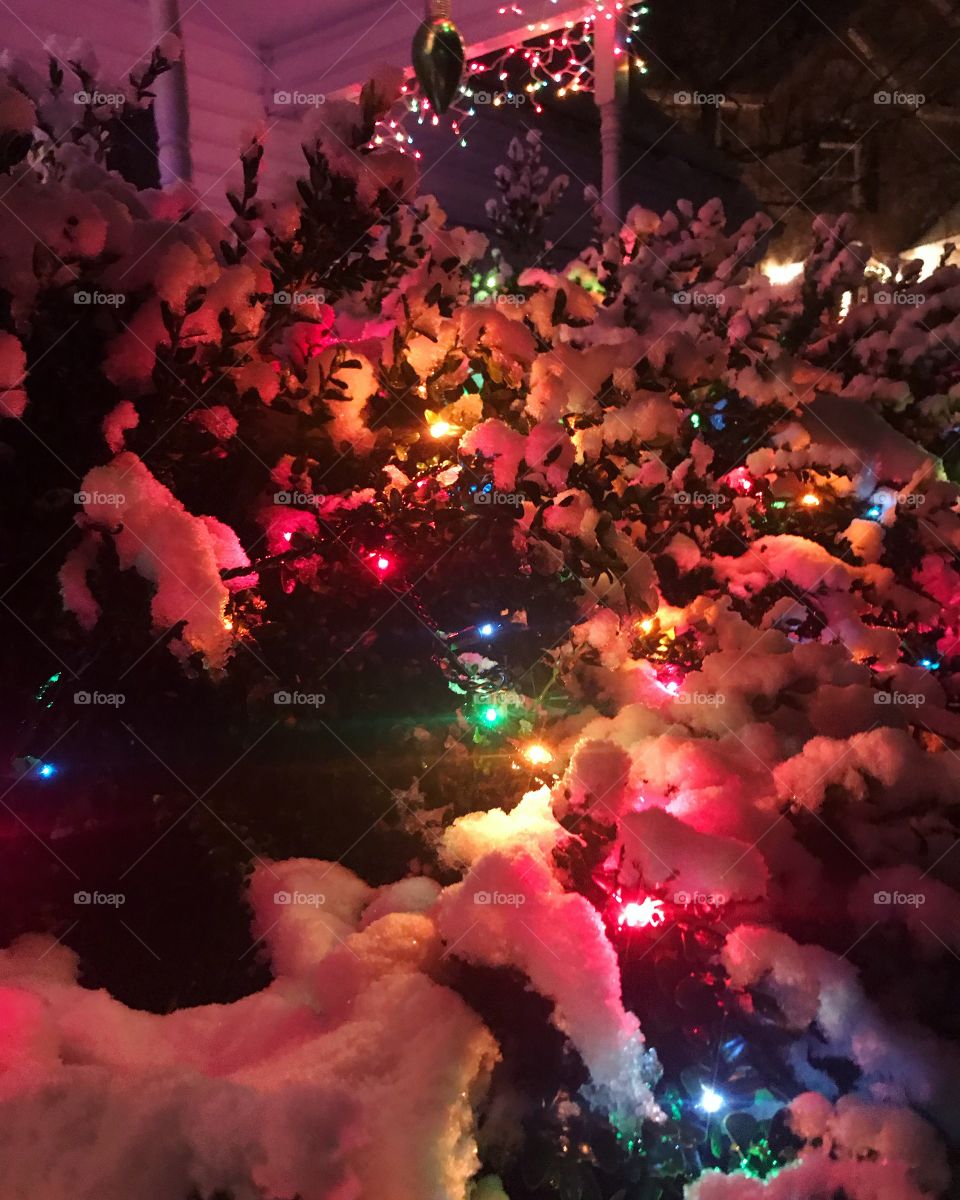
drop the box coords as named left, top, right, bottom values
left=816, top=139, right=865, bottom=210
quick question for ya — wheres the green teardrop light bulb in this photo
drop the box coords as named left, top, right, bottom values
left=412, top=6, right=465, bottom=115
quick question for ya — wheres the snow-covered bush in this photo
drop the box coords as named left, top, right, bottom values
left=1, top=36, right=959, bottom=1200
left=484, top=128, right=568, bottom=264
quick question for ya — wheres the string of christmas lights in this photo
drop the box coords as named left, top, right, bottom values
left=370, top=0, right=650, bottom=156
left=28, top=412, right=943, bottom=784
left=221, top=481, right=531, bottom=733
left=220, top=438, right=946, bottom=756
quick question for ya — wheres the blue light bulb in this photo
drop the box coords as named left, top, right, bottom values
left=38, top=763, right=56, bottom=778
left=478, top=622, right=497, bottom=637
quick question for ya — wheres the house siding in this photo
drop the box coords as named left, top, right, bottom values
left=0, top=0, right=267, bottom=208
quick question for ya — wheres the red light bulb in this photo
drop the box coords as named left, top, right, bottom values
left=618, top=896, right=666, bottom=928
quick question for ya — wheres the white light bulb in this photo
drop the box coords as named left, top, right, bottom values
left=699, top=1086, right=724, bottom=1114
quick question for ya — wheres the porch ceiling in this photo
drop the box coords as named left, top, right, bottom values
left=189, top=0, right=591, bottom=92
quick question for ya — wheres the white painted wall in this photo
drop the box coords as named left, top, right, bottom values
left=0, top=0, right=269, bottom=208
left=0, top=0, right=599, bottom=218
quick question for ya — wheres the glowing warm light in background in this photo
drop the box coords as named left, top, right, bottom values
left=429, top=421, right=458, bottom=438
left=763, top=255, right=900, bottom=287
left=761, top=260, right=803, bottom=285
left=800, top=492, right=820, bottom=507
left=523, top=743, right=553, bottom=766
left=900, top=239, right=954, bottom=278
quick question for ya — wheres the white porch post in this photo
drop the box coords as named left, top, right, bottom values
left=150, top=0, right=193, bottom=186
left=593, top=6, right=625, bottom=232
